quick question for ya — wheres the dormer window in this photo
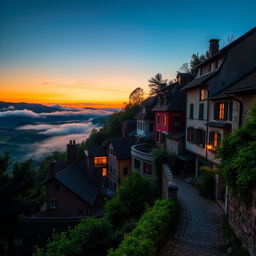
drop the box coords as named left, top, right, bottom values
left=142, top=107, right=146, bottom=114
left=200, top=89, right=207, bottom=101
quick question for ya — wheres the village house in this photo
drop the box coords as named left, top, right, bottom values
left=106, top=137, right=135, bottom=192
left=182, top=27, right=256, bottom=211
left=134, top=97, right=157, bottom=141
left=41, top=140, right=101, bottom=217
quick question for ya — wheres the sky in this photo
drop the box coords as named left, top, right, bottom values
left=0, top=0, right=256, bottom=108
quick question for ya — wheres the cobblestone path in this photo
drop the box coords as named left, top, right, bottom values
left=162, top=178, right=226, bottom=256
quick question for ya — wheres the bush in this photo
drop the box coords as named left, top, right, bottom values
left=196, top=166, right=215, bottom=199
left=107, top=199, right=178, bottom=256
left=33, top=218, right=115, bottom=256
left=217, top=102, right=256, bottom=204
left=105, top=171, right=157, bottom=229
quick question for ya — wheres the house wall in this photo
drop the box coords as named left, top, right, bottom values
left=166, top=138, right=184, bottom=155
left=136, top=120, right=154, bottom=139
left=228, top=189, right=256, bottom=256
left=119, top=158, right=132, bottom=179
left=44, top=180, right=93, bottom=217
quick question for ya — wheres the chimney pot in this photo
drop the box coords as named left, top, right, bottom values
left=209, top=39, right=220, bottom=57
left=69, top=140, right=72, bottom=144
left=73, top=140, right=76, bottom=145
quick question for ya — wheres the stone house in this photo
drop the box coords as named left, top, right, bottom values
left=182, top=27, right=256, bottom=211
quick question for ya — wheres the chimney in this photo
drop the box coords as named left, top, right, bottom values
left=48, top=161, right=57, bottom=178
left=67, top=140, right=78, bottom=164
left=209, top=39, right=219, bottom=57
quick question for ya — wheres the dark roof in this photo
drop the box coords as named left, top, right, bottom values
left=122, top=120, right=137, bottom=124
left=197, top=26, right=256, bottom=69
left=110, top=137, right=136, bottom=160
left=86, top=146, right=107, bottom=157
left=135, top=97, right=157, bottom=120
left=183, top=27, right=256, bottom=92
left=166, top=131, right=185, bottom=140
left=224, top=68, right=256, bottom=94
left=209, top=68, right=256, bottom=99
left=182, top=71, right=218, bottom=91
left=205, top=122, right=232, bottom=129
left=152, top=83, right=186, bottom=112
left=55, top=163, right=99, bottom=205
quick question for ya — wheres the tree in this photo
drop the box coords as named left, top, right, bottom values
left=128, top=87, right=144, bottom=107
left=148, top=73, right=167, bottom=96
left=190, top=53, right=208, bottom=75
left=0, top=154, right=43, bottom=254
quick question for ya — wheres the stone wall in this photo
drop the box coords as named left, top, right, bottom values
left=228, top=189, right=256, bottom=256
left=162, top=163, right=178, bottom=200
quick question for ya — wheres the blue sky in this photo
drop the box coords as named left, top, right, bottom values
left=0, top=0, right=255, bottom=105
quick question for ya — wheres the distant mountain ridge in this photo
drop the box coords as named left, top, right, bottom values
left=0, top=101, right=61, bottom=113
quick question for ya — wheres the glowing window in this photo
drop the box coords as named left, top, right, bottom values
left=94, top=157, right=107, bottom=166
left=200, top=89, right=206, bottom=101
left=213, top=133, right=218, bottom=147
left=102, top=168, right=107, bottom=176
left=219, top=103, right=225, bottom=119
left=163, top=114, right=167, bottom=126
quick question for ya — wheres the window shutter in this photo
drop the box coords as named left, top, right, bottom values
left=187, top=128, right=190, bottom=141
left=199, top=103, right=204, bottom=120
left=209, top=131, right=214, bottom=144
left=217, top=133, right=222, bottom=146
left=214, top=103, right=219, bottom=119
left=193, top=128, right=198, bottom=144
left=229, top=102, right=233, bottom=121
left=190, top=104, right=194, bottom=119
left=224, top=102, right=228, bottom=120
left=202, top=130, right=205, bottom=147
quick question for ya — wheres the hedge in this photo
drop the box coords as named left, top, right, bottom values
left=107, top=199, right=178, bottom=256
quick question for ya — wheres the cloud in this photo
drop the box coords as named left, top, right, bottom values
left=18, top=122, right=97, bottom=136
left=0, top=109, right=40, bottom=118
left=0, top=108, right=114, bottom=118
left=0, top=105, right=15, bottom=111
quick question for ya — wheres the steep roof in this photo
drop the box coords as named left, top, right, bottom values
left=86, top=146, right=107, bottom=157
left=134, top=97, right=157, bottom=120
left=152, top=83, right=186, bottom=112
left=55, top=162, right=99, bottom=205
left=110, top=137, right=136, bottom=160
left=182, top=27, right=256, bottom=93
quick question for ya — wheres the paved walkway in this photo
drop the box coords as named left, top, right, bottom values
left=162, top=177, right=226, bottom=256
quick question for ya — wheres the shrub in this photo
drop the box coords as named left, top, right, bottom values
left=196, top=166, right=215, bottom=199
left=107, top=199, right=178, bottom=256
left=33, top=217, right=115, bottom=256
left=217, top=102, right=256, bottom=204
left=105, top=171, right=157, bottom=229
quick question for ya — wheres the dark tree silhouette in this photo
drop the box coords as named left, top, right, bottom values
left=148, top=73, right=167, bottom=96
left=128, top=87, right=144, bottom=106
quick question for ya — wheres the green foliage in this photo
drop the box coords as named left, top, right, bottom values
left=0, top=153, right=43, bottom=240
left=104, top=171, right=157, bottom=229
left=33, top=218, right=115, bottom=256
left=152, top=147, right=175, bottom=194
left=222, top=223, right=250, bottom=256
left=84, top=105, right=140, bottom=149
left=196, top=166, right=215, bottom=199
left=107, top=199, right=178, bottom=256
left=217, top=102, right=256, bottom=204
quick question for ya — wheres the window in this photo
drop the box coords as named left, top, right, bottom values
left=200, top=89, right=207, bottom=101
left=123, top=167, right=128, bottom=176
left=94, top=156, right=107, bottom=166
left=143, top=163, right=152, bottom=175
left=160, top=133, right=166, bottom=144
left=209, top=131, right=221, bottom=148
left=134, top=159, right=141, bottom=169
left=102, top=168, right=107, bottom=176
left=214, top=102, right=229, bottom=120
left=187, top=127, right=194, bottom=142
left=189, top=104, right=194, bottom=119
left=174, top=115, right=180, bottom=127
left=197, top=129, right=205, bottom=147
left=49, top=200, right=57, bottom=209
left=157, top=114, right=160, bottom=124
left=163, top=114, right=167, bottom=126
left=156, top=131, right=160, bottom=142
left=198, top=103, right=204, bottom=120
